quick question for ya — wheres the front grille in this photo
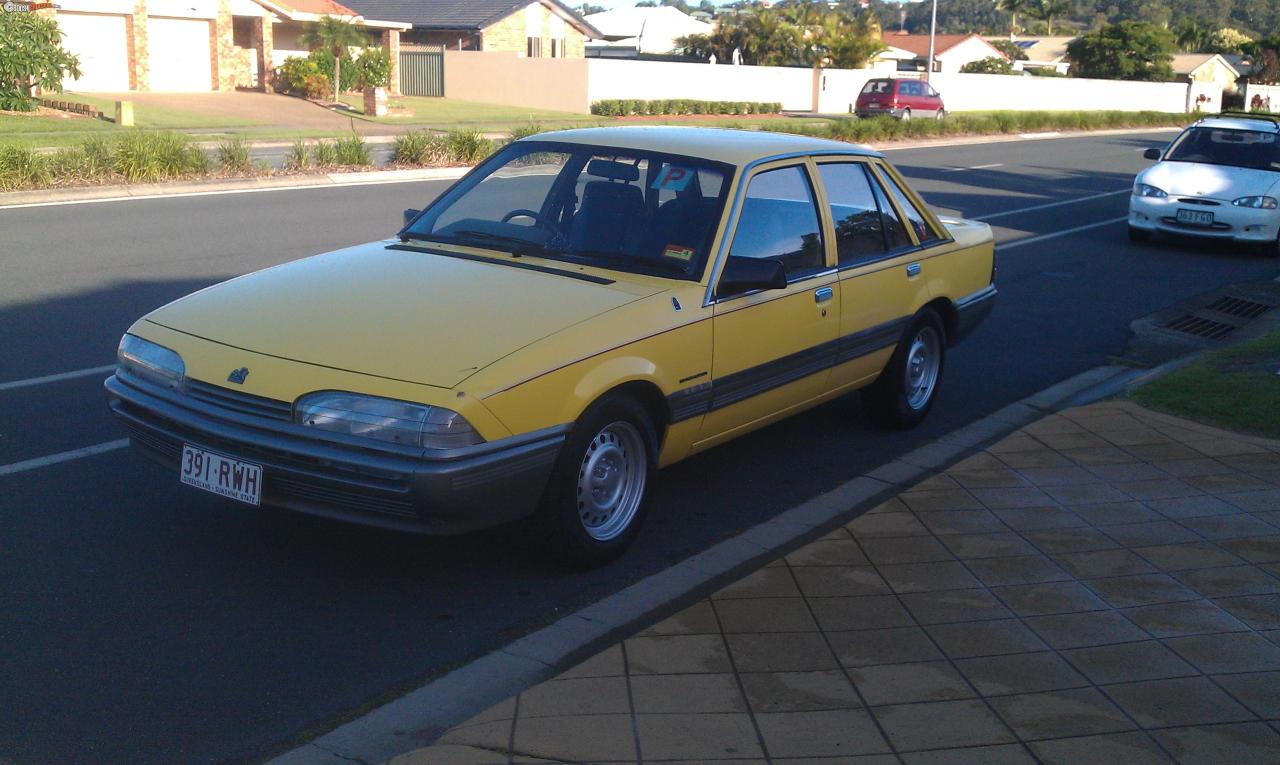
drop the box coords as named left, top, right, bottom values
left=1162, top=314, right=1237, bottom=340
left=185, top=379, right=293, bottom=422
left=1205, top=296, right=1275, bottom=320
left=1177, top=198, right=1221, bottom=206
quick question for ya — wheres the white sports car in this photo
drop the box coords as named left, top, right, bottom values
left=1129, top=113, right=1280, bottom=257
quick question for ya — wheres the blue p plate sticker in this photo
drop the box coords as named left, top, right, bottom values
left=652, top=165, right=694, bottom=192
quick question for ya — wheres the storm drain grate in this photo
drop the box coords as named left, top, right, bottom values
left=1163, top=314, right=1237, bottom=340
left=1205, top=296, right=1275, bottom=320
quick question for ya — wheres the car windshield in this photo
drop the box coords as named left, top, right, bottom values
left=402, top=141, right=733, bottom=280
left=1165, top=126, right=1280, bottom=172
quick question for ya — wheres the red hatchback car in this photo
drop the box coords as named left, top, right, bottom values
left=855, top=78, right=946, bottom=121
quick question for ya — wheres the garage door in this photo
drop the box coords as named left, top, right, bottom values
left=58, top=13, right=130, bottom=92
left=148, top=17, right=213, bottom=91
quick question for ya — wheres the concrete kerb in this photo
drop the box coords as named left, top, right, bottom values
left=263, top=361, right=1161, bottom=765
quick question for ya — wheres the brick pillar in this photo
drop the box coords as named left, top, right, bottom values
left=211, top=0, right=236, bottom=91
left=382, top=29, right=401, bottom=96
left=253, top=15, right=274, bottom=91
left=130, top=0, right=149, bottom=91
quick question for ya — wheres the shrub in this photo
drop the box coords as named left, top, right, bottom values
left=216, top=136, right=251, bottom=173
left=335, top=132, right=370, bottom=165
left=960, top=57, right=1016, bottom=75
left=0, top=145, right=51, bottom=190
left=445, top=129, right=493, bottom=164
left=352, top=48, right=392, bottom=90
left=309, top=48, right=357, bottom=95
left=275, top=50, right=355, bottom=98
left=112, top=131, right=208, bottom=182
left=588, top=99, right=780, bottom=117
left=507, top=123, right=544, bottom=142
left=275, top=56, right=324, bottom=97
left=286, top=139, right=310, bottom=170
left=311, top=139, right=338, bottom=166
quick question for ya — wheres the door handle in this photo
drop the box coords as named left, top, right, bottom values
left=814, top=286, right=834, bottom=303
left=906, top=262, right=922, bottom=277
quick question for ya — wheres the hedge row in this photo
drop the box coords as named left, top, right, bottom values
left=592, top=99, right=783, bottom=116
left=763, top=110, right=1194, bottom=143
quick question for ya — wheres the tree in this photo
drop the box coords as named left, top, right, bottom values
left=299, top=16, right=366, bottom=101
left=1208, top=27, right=1252, bottom=54
left=996, top=0, right=1028, bottom=35
left=1025, top=0, right=1069, bottom=36
left=989, top=38, right=1029, bottom=60
left=961, top=56, right=1017, bottom=73
left=1174, top=20, right=1211, bottom=53
left=677, top=4, right=884, bottom=67
left=1066, top=21, right=1175, bottom=81
left=0, top=11, right=81, bottom=112
left=579, top=3, right=607, bottom=14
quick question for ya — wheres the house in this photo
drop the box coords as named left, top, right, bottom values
left=1172, top=53, right=1242, bottom=94
left=878, top=32, right=1007, bottom=74
left=52, top=0, right=408, bottom=93
left=583, top=5, right=713, bottom=58
left=986, top=36, right=1074, bottom=75
left=339, top=0, right=600, bottom=58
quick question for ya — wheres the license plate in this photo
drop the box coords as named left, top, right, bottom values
left=180, top=444, right=262, bottom=506
left=1176, top=208, right=1214, bottom=227
left=868, top=102, right=881, bottom=108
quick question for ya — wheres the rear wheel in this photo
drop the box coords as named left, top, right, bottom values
left=1128, top=225, right=1151, bottom=243
left=862, top=311, right=945, bottom=430
left=901, top=108, right=912, bottom=122
left=537, top=394, right=656, bottom=567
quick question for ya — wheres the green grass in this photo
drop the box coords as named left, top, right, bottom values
left=1132, top=331, right=1280, bottom=439
left=56, top=93, right=265, bottom=129
left=338, top=95, right=599, bottom=131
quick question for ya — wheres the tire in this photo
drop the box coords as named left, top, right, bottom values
left=900, top=109, right=912, bottom=122
left=1257, top=236, right=1280, bottom=258
left=935, top=109, right=946, bottom=120
left=862, top=310, right=946, bottom=430
left=1128, top=225, right=1151, bottom=243
left=537, top=394, right=656, bottom=567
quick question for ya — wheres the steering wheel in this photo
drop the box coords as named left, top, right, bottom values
left=501, top=209, right=557, bottom=232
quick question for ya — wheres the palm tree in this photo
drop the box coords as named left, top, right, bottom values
left=996, top=0, right=1028, bottom=36
left=1026, top=0, right=1068, bottom=36
left=299, top=16, right=366, bottom=101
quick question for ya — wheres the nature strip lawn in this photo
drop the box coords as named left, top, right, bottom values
left=1132, top=330, right=1280, bottom=439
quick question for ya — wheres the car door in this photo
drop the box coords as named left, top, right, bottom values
left=814, top=157, right=945, bottom=391
left=694, top=160, right=840, bottom=449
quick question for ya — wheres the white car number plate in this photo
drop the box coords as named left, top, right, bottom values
left=1176, top=208, right=1214, bottom=227
left=180, top=444, right=262, bottom=506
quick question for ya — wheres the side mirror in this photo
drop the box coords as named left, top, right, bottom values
left=403, top=208, right=421, bottom=226
left=1143, top=148, right=1162, bottom=160
left=717, top=256, right=788, bottom=297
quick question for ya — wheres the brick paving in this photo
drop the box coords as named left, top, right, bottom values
left=391, top=401, right=1280, bottom=764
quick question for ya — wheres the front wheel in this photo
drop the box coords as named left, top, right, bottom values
left=537, top=395, right=656, bottom=567
left=1128, top=225, right=1151, bottom=243
left=935, top=109, right=946, bottom=120
left=1256, top=236, right=1280, bottom=258
left=862, top=311, right=945, bottom=430
left=900, top=109, right=912, bottom=122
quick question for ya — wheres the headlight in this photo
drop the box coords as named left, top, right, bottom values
left=1232, top=196, right=1278, bottom=209
left=295, top=392, right=484, bottom=450
left=117, top=334, right=185, bottom=389
left=1133, top=183, right=1168, bottom=198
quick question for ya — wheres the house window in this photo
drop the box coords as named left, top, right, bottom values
left=549, top=13, right=564, bottom=58
left=527, top=36, right=543, bottom=57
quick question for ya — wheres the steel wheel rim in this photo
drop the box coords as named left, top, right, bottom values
left=576, top=421, right=646, bottom=542
left=904, top=325, right=941, bottom=410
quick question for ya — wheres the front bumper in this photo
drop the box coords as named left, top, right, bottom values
left=1129, top=195, right=1279, bottom=243
left=106, top=373, right=566, bottom=534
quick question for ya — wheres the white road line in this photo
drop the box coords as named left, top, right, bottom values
left=974, top=189, right=1130, bottom=221
left=0, top=364, right=115, bottom=393
left=945, top=163, right=1003, bottom=172
left=0, top=439, right=130, bottom=477
left=996, top=216, right=1129, bottom=250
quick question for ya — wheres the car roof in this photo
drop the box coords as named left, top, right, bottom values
left=1193, top=115, right=1280, bottom=133
left=524, top=126, right=880, bottom=167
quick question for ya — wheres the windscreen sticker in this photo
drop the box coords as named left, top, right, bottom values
left=652, top=166, right=694, bottom=192
left=663, top=244, right=695, bottom=262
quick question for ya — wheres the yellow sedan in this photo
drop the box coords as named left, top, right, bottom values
left=107, top=127, right=996, bottom=566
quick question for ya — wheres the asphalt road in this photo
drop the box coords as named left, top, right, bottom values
left=2, top=130, right=1278, bottom=765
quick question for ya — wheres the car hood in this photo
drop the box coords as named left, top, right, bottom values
left=145, top=241, right=660, bottom=389
left=1141, top=161, right=1280, bottom=200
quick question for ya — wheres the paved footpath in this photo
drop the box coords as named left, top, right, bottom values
left=390, top=401, right=1280, bottom=765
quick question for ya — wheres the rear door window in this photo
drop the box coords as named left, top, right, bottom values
left=818, top=162, right=893, bottom=266
left=877, top=168, right=941, bottom=245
